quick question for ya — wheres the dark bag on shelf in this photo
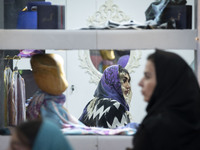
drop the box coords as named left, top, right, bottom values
left=17, top=11, right=37, bottom=29
left=145, top=0, right=191, bottom=29
left=160, top=5, right=192, bottom=29
left=16, top=1, right=51, bottom=29
left=17, top=1, right=65, bottom=29
left=37, top=5, right=65, bottom=29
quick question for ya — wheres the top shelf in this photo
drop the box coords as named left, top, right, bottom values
left=0, top=29, right=197, bottom=50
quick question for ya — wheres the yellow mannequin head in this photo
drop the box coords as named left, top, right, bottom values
left=100, top=50, right=115, bottom=60
left=31, top=54, right=68, bottom=95
left=99, top=50, right=115, bottom=71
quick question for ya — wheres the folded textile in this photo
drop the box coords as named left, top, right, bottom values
left=18, top=50, right=44, bottom=58
left=61, top=122, right=139, bottom=135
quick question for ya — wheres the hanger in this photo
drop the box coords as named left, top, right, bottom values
left=4, top=55, right=21, bottom=69
left=13, top=55, right=21, bottom=69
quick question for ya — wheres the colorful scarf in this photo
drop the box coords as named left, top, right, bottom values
left=26, top=90, right=81, bottom=127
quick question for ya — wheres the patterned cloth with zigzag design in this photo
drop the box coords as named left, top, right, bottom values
left=79, top=97, right=131, bottom=129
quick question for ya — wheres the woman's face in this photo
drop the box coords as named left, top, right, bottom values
left=139, top=60, right=157, bottom=102
left=9, top=130, right=31, bottom=150
left=119, top=72, right=132, bottom=104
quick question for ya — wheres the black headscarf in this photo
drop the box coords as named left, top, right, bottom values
left=133, top=49, right=200, bottom=150
left=147, top=50, right=200, bottom=118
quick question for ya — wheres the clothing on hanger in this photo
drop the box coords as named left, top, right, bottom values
left=12, top=67, right=26, bottom=125
left=4, top=66, right=13, bottom=126
left=3, top=56, right=26, bottom=126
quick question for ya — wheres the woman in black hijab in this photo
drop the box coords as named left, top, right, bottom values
left=133, top=50, right=200, bottom=150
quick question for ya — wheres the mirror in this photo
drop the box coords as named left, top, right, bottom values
left=77, top=0, right=142, bottom=84
left=90, top=50, right=131, bottom=73
left=78, top=50, right=142, bottom=85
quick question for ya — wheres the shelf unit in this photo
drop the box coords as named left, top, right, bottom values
left=0, top=29, right=199, bottom=82
left=0, top=29, right=197, bottom=50
left=0, top=1, right=199, bottom=128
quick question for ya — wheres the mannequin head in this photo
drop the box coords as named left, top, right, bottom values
left=99, top=50, right=115, bottom=71
left=31, top=54, right=68, bottom=95
left=117, top=55, right=130, bottom=68
left=100, top=50, right=115, bottom=60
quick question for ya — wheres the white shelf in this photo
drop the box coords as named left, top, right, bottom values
left=0, top=29, right=197, bottom=50
left=0, top=30, right=97, bottom=50
left=0, top=135, right=132, bottom=150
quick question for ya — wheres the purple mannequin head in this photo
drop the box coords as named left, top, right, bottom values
left=117, top=55, right=130, bottom=68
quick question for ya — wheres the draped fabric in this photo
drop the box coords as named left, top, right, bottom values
left=79, top=65, right=131, bottom=128
left=27, top=90, right=137, bottom=135
left=62, top=122, right=138, bottom=135
left=133, top=50, right=200, bottom=150
left=26, top=90, right=81, bottom=127
left=4, top=66, right=26, bottom=126
left=26, top=91, right=45, bottom=120
left=33, top=119, right=73, bottom=150
left=4, top=67, right=13, bottom=126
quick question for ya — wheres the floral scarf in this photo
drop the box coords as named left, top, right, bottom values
left=26, top=90, right=81, bottom=127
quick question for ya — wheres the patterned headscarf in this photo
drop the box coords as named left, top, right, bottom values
left=94, top=65, right=129, bottom=110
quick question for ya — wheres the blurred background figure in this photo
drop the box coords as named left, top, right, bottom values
left=9, top=119, right=73, bottom=150
left=133, top=50, right=200, bottom=150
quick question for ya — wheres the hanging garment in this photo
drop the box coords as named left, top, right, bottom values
left=10, top=67, right=26, bottom=126
left=16, top=71, right=26, bottom=124
left=4, top=67, right=13, bottom=126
